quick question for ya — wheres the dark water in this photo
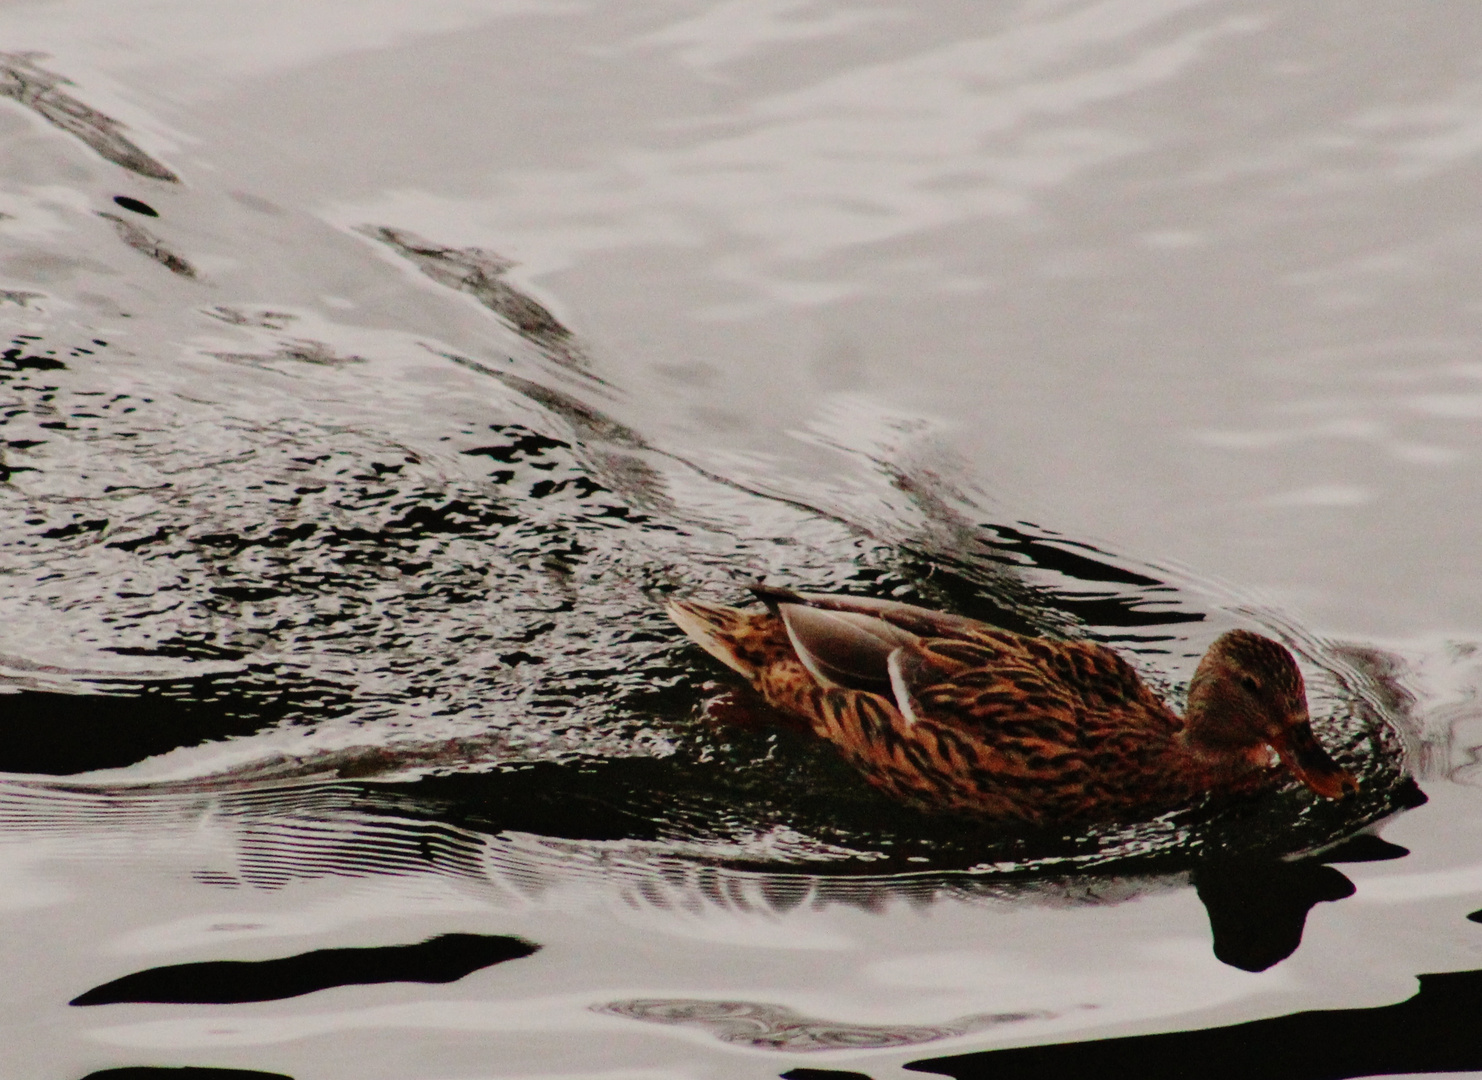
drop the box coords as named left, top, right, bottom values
left=4, top=10, right=1482, bottom=1080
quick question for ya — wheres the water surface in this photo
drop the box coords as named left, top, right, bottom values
left=3, top=4, right=1482, bottom=1079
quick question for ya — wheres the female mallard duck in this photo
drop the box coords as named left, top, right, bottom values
left=667, top=586, right=1357, bottom=825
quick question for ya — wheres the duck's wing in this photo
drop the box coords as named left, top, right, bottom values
left=752, top=585, right=995, bottom=642
left=776, top=602, right=920, bottom=693
left=773, top=595, right=1090, bottom=735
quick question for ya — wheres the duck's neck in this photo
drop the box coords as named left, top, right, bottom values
left=1179, top=694, right=1225, bottom=756
left=1177, top=678, right=1266, bottom=768
left=1176, top=701, right=1276, bottom=783
left=1179, top=670, right=1221, bottom=750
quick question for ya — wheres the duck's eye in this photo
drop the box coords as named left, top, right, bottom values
left=1239, top=675, right=1261, bottom=694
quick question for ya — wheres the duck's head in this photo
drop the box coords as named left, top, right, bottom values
left=1184, top=629, right=1358, bottom=799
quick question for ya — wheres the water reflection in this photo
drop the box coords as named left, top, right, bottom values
left=362, top=227, right=593, bottom=374
left=0, top=775, right=1420, bottom=974
left=0, top=52, right=179, bottom=181
left=0, top=34, right=1461, bottom=1078
left=70, top=932, right=537, bottom=1006
left=910, top=960, right=1482, bottom=1080
left=597, top=997, right=1060, bottom=1051
left=1192, top=832, right=1414, bottom=973
left=95, top=210, right=198, bottom=278
left=80, top=1070, right=293, bottom=1080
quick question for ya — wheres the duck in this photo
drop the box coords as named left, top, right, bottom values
left=666, top=585, right=1357, bottom=825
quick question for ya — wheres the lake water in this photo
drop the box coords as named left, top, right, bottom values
left=4, top=3, right=1482, bottom=1079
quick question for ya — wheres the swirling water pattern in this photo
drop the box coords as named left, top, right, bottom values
left=4, top=9, right=1480, bottom=1078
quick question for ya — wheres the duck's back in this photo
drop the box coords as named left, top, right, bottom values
left=871, top=629, right=1211, bottom=819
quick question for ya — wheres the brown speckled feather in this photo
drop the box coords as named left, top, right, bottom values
left=667, top=589, right=1348, bottom=824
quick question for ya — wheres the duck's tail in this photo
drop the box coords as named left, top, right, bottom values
left=665, top=599, right=786, bottom=681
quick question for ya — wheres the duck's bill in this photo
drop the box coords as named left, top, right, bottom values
left=1271, top=722, right=1359, bottom=799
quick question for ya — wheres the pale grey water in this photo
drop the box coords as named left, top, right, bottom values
left=2, top=3, right=1482, bottom=1079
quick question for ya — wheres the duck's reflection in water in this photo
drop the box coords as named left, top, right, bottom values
left=1192, top=833, right=1412, bottom=972
left=593, top=835, right=1418, bottom=1050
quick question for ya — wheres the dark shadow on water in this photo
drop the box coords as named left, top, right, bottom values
left=0, top=672, right=355, bottom=774
left=1192, top=832, right=1412, bottom=972
left=371, top=767, right=1426, bottom=883
left=80, top=1071, right=292, bottom=1080
left=70, top=932, right=537, bottom=1005
left=1316, top=832, right=1415, bottom=863
left=111, top=195, right=159, bottom=217
left=908, top=964, right=1482, bottom=1080
left=781, top=1070, right=875, bottom=1080
left=1194, top=858, right=1355, bottom=972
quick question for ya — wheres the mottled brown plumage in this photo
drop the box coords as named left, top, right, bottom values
left=667, top=586, right=1356, bottom=825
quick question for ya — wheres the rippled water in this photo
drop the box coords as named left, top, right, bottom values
left=6, top=4, right=1482, bottom=1080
